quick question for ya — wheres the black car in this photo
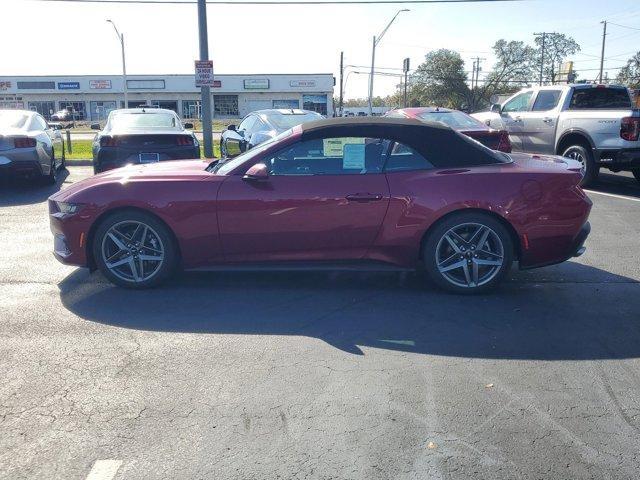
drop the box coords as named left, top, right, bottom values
left=91, top=108, right=199, bottom=174
left=220, top=109, right=322, bottom=158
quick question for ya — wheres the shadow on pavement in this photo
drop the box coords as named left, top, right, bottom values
left=59, top=262, right=639, bottom=360
left=0, top=168, right=70, bottom=206
left=587, top=171, right=640, bottom=199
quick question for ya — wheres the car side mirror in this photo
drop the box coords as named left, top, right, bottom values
left=90, top=123, right=101, bottom=130
left=227, top=124, right=237, bottom=131
left=490, top=103, right=502, bottom=114
left=243, top=163, right=269, bottom=181
left=184, top=122, right=194, bottom=129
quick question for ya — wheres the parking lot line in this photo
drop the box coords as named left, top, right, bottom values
left=584, top=190, right=640, bottom=203
left=85, top=460, right=122, bottom=480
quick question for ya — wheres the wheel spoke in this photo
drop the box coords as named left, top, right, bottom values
left=444, top=234, right=462, bottom=253
left=107, top=232, right=127, bottom=251
left=479, top=249, right=503, bottom=260
left=128, top=257, right=142, bottom=282
left=138, top=254, right=163, bottom=262
left=438, top=259, right=466, bottom=273
left=106, top=256, right=131, bottom=269
left=471, top=259, right=479, bottom=285
left=474, top=258, right=502, bottom=266
left=462, top=263, right=472, bottom=286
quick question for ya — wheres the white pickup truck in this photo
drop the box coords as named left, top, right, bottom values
left=472, top=84, right=640, bottom=185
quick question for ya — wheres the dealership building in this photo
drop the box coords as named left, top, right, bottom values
left=0, top=73, right=335, bottom=121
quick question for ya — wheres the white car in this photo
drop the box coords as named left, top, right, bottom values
left=0, top=109, right=65, bottom=184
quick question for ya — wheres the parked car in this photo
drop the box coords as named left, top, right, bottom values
left=51, top=109, right=75, bottom=122
left=91, top=107, right=199, bottom=174
left=386, top=107, right=511, bottom=152
left=472, top=84, right=640, bottom=185
left=220, top=109, right=322, bottom=158
left=49, top=117, right=591, bottom=293
left=0, top=109, right=65, bottom=184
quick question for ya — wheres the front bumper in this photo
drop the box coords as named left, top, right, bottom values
left=48, top=201, right=91, bottom=267
left=597, top=148, right=640, bottom=170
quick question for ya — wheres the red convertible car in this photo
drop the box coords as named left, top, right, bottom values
left=49, top=117, right=591, bottom=293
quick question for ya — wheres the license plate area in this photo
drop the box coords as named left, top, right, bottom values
left=139, top=153, right=159, bottom=163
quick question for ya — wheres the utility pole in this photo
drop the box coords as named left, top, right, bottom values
left=534, top=32, right=550, bottom=86
left=338, top=51, right=344, bottom=117
left=106, top=20, right=127, bottom=108
left=197, top=0, right=213, bottom=158
left=599, top=21, right=607, bottom=83
left=470, top=59, right=477, bottom=110
left=403, top=57, right=410, bottom=108
left=368, top=9, right=409, bottom=115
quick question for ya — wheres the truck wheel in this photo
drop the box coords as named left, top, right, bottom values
left=632, top=169, right=640, bottom=184
left=562, top=145, right=597, bottom=186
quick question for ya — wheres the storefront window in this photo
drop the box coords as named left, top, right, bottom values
left=58, top=101, right=86, bottom=120
left=151, top=100, right=178, bottom=113
left=182, top=100, right=201, bottom=119
left=302, top=95, right=327, bottom=115
left=214, top=95, right=239, bottom=117
left=90, top=101, right=117, bottom=121
left=28, top=101, right=56, bottom=120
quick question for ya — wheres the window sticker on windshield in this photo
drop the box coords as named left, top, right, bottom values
left=342, top=143, right=366, bottom=170
left=323, top=137, right=365, bottom=157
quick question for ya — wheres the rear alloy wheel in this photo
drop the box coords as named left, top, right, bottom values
left=93, top=211, right=177, bottom=288
left=43, top=155, right=57, bottom=185
left=423, top=213, right=513, bottom=294
left=562, top=144, right=597, bottom=186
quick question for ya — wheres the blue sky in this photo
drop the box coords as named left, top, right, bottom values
left=1, top=0, right=639, bottom=99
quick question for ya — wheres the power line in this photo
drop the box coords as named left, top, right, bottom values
left=607, top=21, right=640, bottom=31
left=28, top=0, right=525, bottom=4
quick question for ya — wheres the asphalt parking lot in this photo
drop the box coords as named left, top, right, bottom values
left=1, top=166, right=639, bottom=480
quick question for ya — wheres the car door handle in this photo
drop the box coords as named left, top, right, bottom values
left=513, top=116, right=523, bottom=123
left=346, top=193, right=384, bottom=202
left=543, top=117, right=554, bottom=124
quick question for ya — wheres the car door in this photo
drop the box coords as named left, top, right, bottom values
left=519, top=89, right=563, bottom=154
left=224, top=115, right=255, bottom=157
left=499, top=90, right=534, bottom=151
left=216, top=134, right=391, bottom=263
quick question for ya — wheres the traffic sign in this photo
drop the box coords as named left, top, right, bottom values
left=195, top=60, right=215, bottom=87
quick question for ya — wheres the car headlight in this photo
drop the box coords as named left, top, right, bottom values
left=55, top=201, right=83, bottom=215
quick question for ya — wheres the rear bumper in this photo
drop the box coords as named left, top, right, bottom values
left=520, top=221, right=591, bottom=270
left=94, top=146, right=200, bottom=172
left=0, top=151, right=44, bottom=178
left=596, top=148, right=640, bottom=170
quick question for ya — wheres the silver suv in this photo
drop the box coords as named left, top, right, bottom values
left=473, top=84, right=640, bottom=185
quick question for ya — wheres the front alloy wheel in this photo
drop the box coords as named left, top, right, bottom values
left=423, top=213, right=513, bottom=294
left=93, top=211, right=177, bottom=288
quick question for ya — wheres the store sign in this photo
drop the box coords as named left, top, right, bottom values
left=195, top=60, right=215, bottom=87
left=290, top=80, right=316, bottom=88
left=58, top=82, right=80, bottom=90
left=212, top=80, right=222, bottom=88
left=244, top=79, right=269, bottom=90
left=90, top=80, right=112, bottom=89
left=0, top=81, right=12, bottom=90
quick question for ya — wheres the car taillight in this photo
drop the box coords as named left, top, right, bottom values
left=176, top=135, right=194, bottom=146
left=100, top=136, right=119, bottom=147
left=496, top=130, right=512, bottom=153
left=14, top=137, right=36, bottom=148
left=621, top=117, right=640, bottom=141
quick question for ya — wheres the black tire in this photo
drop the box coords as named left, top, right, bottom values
left=422, top=212, right=514, bottom=294
left=561, top=144, right=597, bottom=186
left=92, top=210, right=178, bottom=289
left=632, top=169, right=640, bottom=183
left=43, top=154, right=57, bottom=185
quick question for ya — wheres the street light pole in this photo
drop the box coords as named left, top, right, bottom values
left=368, top=9, right=409, bottom=116
left=197, top=0, right=214, bottom=158
left=107, top=20, right=128, bottom=108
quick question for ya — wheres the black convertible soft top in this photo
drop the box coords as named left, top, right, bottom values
left=300, top=116, right=505, bottom=168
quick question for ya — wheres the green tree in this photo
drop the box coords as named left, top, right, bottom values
left=616, top=51, right=640, bottom=89
left=409, top=49, right=470, bottom=109
left=533, top=33, right=581, bottom=84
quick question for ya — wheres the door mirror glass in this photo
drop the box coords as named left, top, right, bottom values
left=490, top=103, right=502, bottom=114
left=184, top=122, right=194, bottom=129
left=243, top=163, right=269, bottom=181
left=227, top=124, right=237, bottom=131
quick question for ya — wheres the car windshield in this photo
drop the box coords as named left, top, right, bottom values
left=417, top=111, right=485, bottom=129
left=0, top=111, right=29, bottom=129
left=211, top=129, right=294, bottom=175
left=267, top=112, right=321, bottom=130
left=109, top=112, right=179, bottom=130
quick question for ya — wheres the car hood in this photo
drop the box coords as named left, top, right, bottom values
left=50, top=160, right=217, bottom=202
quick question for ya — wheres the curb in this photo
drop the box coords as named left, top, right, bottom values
left=66, top=160, right=93, bottom=166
